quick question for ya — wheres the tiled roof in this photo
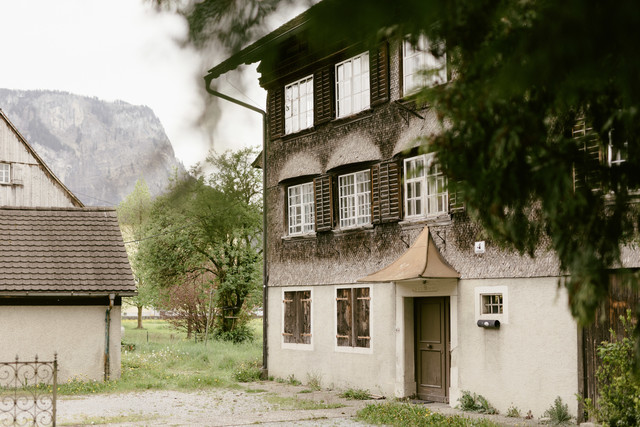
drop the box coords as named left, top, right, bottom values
left=0, top=207, right=136, bottom=295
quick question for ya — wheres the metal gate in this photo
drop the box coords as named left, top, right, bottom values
left=0, top=355, right=57, bottom=426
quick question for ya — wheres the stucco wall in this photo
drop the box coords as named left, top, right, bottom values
left=0, top=305, right=122, bottom=382
left=267, top=283, right=397, bottom=395
left=456, top=277, right=578, bottom=417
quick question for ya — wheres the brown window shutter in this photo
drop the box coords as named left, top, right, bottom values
left=372, top=160, right=401, bottom=224
left=283, top=291, right=296, bottom=343
left=370, top=42, right=389, bottom=106
left=268, top=87, right=284, bottom=139
left=313, top=65, right=334, bottom=124
left=336, top=288, right=352, bottom=347
left=314, top=174, right=333, bottom=231
left=301, top=291, right=312, bottom=345
left=354, top=288, right=371, bottom=348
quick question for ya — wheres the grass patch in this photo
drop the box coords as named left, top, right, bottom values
left=265, top=394, right=345, bottom=410
left=340, top=388, right=371, bottom=400
left=357, top=402, right=501, bottom=426
left=245, top=388, right=267, bottom=393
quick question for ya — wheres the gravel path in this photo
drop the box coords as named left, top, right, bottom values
left=56, top=381, right=551, bottom=426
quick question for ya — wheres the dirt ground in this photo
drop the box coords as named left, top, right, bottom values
left=56, top=381, right=551, bottom=426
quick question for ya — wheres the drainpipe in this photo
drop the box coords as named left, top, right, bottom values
left=204, top=75, right=269, bottom=378
left=104, top=293, right=115, bottom=381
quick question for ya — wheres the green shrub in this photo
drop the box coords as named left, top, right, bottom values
left=457, top=390, right=498, bottom=414
left=357, top=402, right=500, bottom=426
left=340, top=388, right=371, bottom=400
left=584, top=310, right=640, bottom=426
left=213, top=324, right=255, bottom=343
left=506, top=405, right=521, bottom=418
left=233, top=361, right=262, bottom=382
left=543, top=396, right=571, bottom=426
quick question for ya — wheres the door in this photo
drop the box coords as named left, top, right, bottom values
left=415, top=297, right=450, bottom=402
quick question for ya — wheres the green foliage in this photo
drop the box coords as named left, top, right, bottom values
left=543, top=397, right=572, bottom=426
left=213, top=323, right=255, bottom=343
left=457, top=390, right=498, bottom=414
left=356, top=402, right=501, bottom=426
left=233, top=361, right=262, bottom=382
left=506, top=405, right=520, bottom=418
left=339, top=388, right=370, bottom=400
left=585, top=310, right=640, bottom=426
left=57, top=376, right=116, bottom=395
left=305, top=372, right=322, bottom=391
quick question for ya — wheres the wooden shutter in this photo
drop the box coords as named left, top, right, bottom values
left=300, top=290, right=312, bottom=345
left=314, top=174, right=333, bottom=232
left=283, top=290, right=312, bottom=344
left=283, top=291, right=296, bottom=343
left=572, top=118, right=602, bottom=191
left=313, top=65, right=334, bottom=124
left=267, top=87, right=284, bottom=139
left=372, top=161, right=401, bottom=224
left=354, top=288, right=371, bottom=348
left=336, top=288, right=352, bottom=347
left=370, top=42, right=389, bottom=106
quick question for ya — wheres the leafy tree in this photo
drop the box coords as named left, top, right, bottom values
left=165, top=0, right=640, bottom=332
left=117, top=178, right=158, bottom=329
left=137, top=147, right=262, bottom=341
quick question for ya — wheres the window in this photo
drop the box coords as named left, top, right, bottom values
left=336, top=287, right=370, bottom=348
left=475, top=286, right=508, bottom=324
left=335, top=52, right=370, bottom=118
left=482, top=294, right=503, bottom=314
left=283, top=290, right=311, bottom=345
left=0, top=163, right=9, bottom=184
left=338, top=170, right=371, bottom=228
left=607, top=130, right=627, bottom=166
left=288, top=183, right=315, bottom=235
left=404, top=153, right=448, bottom=218
left=403, top=36, right=447, bottom=95
left=285, top=75, right=314, bottom=134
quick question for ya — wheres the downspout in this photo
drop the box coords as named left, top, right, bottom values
left=104, top=293, right=115, bottom=381
left=204, top=76, right=269, bottom=378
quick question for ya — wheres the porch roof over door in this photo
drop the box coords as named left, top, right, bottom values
left=358, top=226, right=459, bottom=282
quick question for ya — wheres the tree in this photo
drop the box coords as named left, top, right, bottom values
left=169, top=0, right=640, bottom=334
left=137, top=147, right=262, bottom=341
left=117, top=178, right=157, bottom=329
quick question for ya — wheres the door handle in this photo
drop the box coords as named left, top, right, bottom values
left=427, top=344, right=433, bottom=349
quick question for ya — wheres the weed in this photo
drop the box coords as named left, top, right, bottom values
left=340, top=388, right=371, bottom=400
left=357, top=402, right=501, bottom=426
left=245, top=388, right=267, bottom=393
left=543, top=396, right=572, bottom=426
left=265, top=394, right=344, bottom=410
left=457, top=390, right=498, bottom=414
left=306, top=372, right=322, bottom=391
left=298, top=389, right=312, bottom=394
left=285, top=374, right=301, bottom=386
left=234, top=360, right=262, bottom=382
left=506, top=405, right=521, bottom=418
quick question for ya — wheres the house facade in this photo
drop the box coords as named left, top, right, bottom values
left=0, top=109, right=135, bottom=381
left=206, top=6, right=638, bottom=418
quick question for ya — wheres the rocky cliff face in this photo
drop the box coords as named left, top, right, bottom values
left=0, top=89, right=185, bottom=206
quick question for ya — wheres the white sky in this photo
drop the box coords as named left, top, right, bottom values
left=0, top=0, right=279, bottom=169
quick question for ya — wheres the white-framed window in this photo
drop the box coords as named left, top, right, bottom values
left=336, top=286, right=371, bottom=349
left=607, top=130, right=627, bottom=166
left=404, top=153, right=448, bottom=218
left=402, top=35, right=447, bottom=95
left=285, top=75, right=314, bottom=134
left=0, top=163, right=10, bottom=184
left=474, top=286, right=508, bottom=324
left=282, top=289, right=312, bottom=347
left=288, top=182, right=315, bottom=235
left=335, top=52, right=370, bottom=118
left=338, top=170, right=371, bottom=228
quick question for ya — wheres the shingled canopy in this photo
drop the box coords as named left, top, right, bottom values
left=0, top=207, right=136, bottom=296
left=358, top=227, right=459, bottom=282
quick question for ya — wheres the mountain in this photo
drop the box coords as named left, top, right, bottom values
left=0, top=89, right=185, bottom=206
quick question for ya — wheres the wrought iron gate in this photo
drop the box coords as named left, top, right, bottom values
left=0, top=355, right=57, bottom=426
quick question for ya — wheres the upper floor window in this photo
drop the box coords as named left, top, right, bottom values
left=403, top=36, right=447, bottom=95
left=285, top=75, right=314, bottom=134
left=335, top=52, right=370, bottom=118
left=338, top=170, right=371, bottom=228
left=288, top=182, right=315, bottom=235
left=404, top=153, right=448, bottom=218
left=0, top=163, right=10, bottom=184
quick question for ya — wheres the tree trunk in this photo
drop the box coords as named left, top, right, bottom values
left=136, top=305, right=144, bottom=329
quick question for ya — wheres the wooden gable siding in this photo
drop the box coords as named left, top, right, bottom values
left=0, top=115, right=80, bottom=208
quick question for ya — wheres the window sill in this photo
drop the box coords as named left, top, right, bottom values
left=399, top=214, right=451, bottom=228
left=282, top=232, right=317, bottom=241
left=332, top=108, right=374, bottom=127
left=334, top=345, right=373, bottom=355
left=281, top=126, right=317, bottom=141
left=332, top=224, right=374, bottom=235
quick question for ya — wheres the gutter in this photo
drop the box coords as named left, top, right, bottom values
left=104, top=293, right=115, bottom=381
left=204, top=76, right=269, bottom=378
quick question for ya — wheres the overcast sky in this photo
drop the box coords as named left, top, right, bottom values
left=0, top=0, right=285, bottom=169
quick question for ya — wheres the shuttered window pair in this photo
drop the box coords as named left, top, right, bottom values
left=283, top=290, right=311, bottom=344
left=404, top=154, right=448, bottom=218
left=336, top=287, right=370, bottom=348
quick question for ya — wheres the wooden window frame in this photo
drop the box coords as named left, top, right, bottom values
left=282, top=289, right=312, bottom=347
left=0, top=163, right=10, bottom=184
left=402, top=35, right=447, bottom=96
left=475, top=286, right=509, bottom=324
left=338, top=169, right=371, bottom=229
left=335, top=52, right=370, bottom=118
left=285, top=75, right=314, bottom=135
left=404, top=153, right=448, bottom=219
left=336, top=286, right=371, bottom=350
left=287, top=182, right=315, bottom=235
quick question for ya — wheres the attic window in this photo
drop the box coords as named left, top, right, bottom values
left=285, top=75, right=314, bottom=134
left=0, top=163, right=10, bottom=184
left=335, top=52, right=370, bottom=118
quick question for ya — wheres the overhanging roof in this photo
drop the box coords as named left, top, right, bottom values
left=358, top=227, right=459, bottom=283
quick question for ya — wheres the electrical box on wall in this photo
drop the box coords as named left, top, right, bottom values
left=474, top=241, right=485, bottom=254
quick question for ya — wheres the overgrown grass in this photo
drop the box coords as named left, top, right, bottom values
left=265, top=394, right=345, bottom=410
left=357, top=402, right=501, bottom=426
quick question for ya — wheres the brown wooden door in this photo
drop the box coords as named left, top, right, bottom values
left=415, top=297, right=450, bottom=402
